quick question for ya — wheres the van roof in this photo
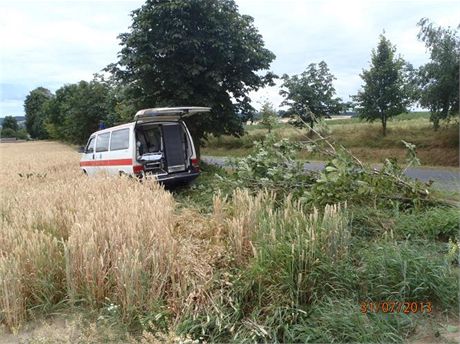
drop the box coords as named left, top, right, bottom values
left=90, top=122, right=134, bottom=137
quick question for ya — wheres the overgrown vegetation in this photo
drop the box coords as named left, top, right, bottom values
left=1, top=139, right=458, bottom=343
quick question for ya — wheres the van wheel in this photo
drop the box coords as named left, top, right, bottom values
left=82, top=170, right=87, bottom=175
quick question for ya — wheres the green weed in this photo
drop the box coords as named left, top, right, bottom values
left=393, top=207, right=460, bottom=241
left=357, top=241, right=459, bottom=309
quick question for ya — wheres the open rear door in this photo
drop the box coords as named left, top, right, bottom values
left=162, top=124, right=187, bottom=173
left=134, top=107, right=210, bottom=123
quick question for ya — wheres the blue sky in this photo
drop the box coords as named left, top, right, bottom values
left=1, top=0, right=459, bottom=117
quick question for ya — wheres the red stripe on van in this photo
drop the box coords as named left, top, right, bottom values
left=80, top=159, right=133, bottom=167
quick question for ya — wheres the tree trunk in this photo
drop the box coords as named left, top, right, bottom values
left=193, top=135, right=201, bottom=161
left=187, top=124, right=203, bottom=161
left=381, top=113, right=387, bottom=136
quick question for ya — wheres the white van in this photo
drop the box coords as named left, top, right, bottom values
left=80, top=106, right=210, bottom=184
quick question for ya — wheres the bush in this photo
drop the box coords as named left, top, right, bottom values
left=1, top=127, right=17, bottom=138
left=15, top=128, right=29, bottom=140
left=223, top=134, right=315, bottom=200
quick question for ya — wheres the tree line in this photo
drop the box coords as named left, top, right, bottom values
left=19, top=0, right=458, bottom=146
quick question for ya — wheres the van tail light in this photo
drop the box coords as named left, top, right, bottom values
left=133, top=165, right=144, bottom=174
left=191, top=158, right=200, bottom=172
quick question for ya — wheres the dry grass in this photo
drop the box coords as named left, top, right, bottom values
left=0, top=142, right=213, bottom=331
left=203, top=117, right=460, bottom=166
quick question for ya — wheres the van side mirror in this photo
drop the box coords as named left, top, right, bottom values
left=78, top=146, right=85, bottom=153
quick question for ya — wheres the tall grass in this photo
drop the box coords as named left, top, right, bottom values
left=179, top=191, right=352, bottom=341
left=0, top=142, right=210, bottom=330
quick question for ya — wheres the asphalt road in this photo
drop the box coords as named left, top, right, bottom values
left=202, top=156, right=460, bottom=191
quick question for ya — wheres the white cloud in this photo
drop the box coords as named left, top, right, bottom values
left=1, top=0, right=459, bottom=116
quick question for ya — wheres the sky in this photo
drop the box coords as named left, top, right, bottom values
left=1, top=0, right=459, bottom=118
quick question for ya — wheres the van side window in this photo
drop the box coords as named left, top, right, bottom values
left=95, top=133, right=110, bottom=152
left=85, top=137, right=95, bottom=153
left=110, top=128, right=129, bottom=151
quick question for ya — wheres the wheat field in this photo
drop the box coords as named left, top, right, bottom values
left=0, top=141, right=212, bottom=331
left=0, top=141, right=347, bottom=340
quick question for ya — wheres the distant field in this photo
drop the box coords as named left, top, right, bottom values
left=203, top=113, right=459, bottom=166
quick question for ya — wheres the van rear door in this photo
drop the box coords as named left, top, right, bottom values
left=134, top=107, right=210, bottom=123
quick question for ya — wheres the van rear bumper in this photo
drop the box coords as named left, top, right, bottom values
left=148, top=170, right=200, bottom=184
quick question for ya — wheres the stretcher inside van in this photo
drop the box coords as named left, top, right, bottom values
left=80, top=106, right=210, bottom=184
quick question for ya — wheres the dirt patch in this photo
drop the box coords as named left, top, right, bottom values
left=409, top=314, right=460, bottom=344
left=0, top=317, right=77, bottom=344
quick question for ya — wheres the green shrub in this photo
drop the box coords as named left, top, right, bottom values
left=223, top=134, right=315, bottom=200
left=15, top=128, right=29, bottom=140
left=1, top=127, right=17, bottom=138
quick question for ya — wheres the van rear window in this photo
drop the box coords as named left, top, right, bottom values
left=96, top=133, right=110, bottom=152
left=110, top=128, right=129, bottom=151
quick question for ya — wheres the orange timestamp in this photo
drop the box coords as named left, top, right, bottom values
left=360, top=301, right=432, bottom=314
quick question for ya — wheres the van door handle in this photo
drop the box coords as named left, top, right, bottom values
left=92, top=153, right=95, bottom=160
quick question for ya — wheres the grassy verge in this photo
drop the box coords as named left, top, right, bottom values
left=203, top=113, right=459, bottom=166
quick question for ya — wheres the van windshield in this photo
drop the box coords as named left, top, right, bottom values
left=85, top=137, right=95, bottom=153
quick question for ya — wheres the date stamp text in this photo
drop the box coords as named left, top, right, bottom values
left=360, top=301, right=432, bottom=314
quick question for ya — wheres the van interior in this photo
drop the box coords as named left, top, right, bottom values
left=135, top=123, right=190, bottom=175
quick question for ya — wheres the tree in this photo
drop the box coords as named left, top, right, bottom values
left=44, top=80, right=114, bottom=144
left=107, top=0, right=276, bottom=157
left=417, top=18, right=459, bottom=130
left=2, top=116, right=19, bottom=132
left=259, top=101, right=278, bottom=133
left=352, top=35, right=411, bottom=136
left=0, top=128, right=17, bottom=138
left=279, top=61, right=342, bottom=129
left=24, top=87, right=52, bottom=139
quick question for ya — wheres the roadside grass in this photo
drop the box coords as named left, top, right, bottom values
left=1, top=141, right=458, bottom=343
left=203, top=113, right=459, bottom=166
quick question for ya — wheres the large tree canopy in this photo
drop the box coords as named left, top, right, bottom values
left=417, top=18, right=459, bottom=130
left=44, top=80, right=114, bottom=144
left=107, top=0, right=276, bottom=153
left=280, top=61, right=342, bottom=128
left=352, top=35, right=412, bottom=136
left=24, top=87, right=52, bottom=139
